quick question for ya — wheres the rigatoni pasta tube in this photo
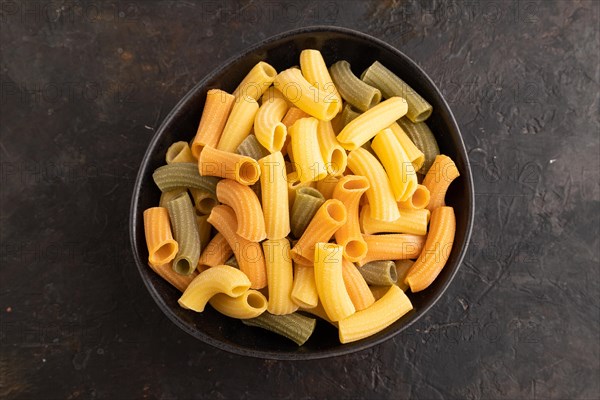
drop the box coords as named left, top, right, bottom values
left=236, top=134, right=269, bottom=160
left=281, top=106, right=310, bottom=128
left=358, top=260, right=398, bottom=286
left=291, top=264, right=319, bottom=309
left=199, top=233, right=233, bottom=268
left=405, top=206, right=455, bottom=292
left=189, top=188, right=218, bottom=215
left=338, top=285, right=413, bottom=343
left=291, top=199, right=347, bottom=266
left=199, top=146, right=260, bottom=185
left=209, top=289, right=268, bottom=319
left=371, top=128, right=418, bottom=202
left=232, top=61, right=277, bottom=100
left=314, top=243, right=356, bottom=322
left=360, top=205, right=430, bottom=236
left=191, top=89, right=235, bottom=158
left=361, top=61, right=432, bottom=122
left=290, top=187, right=325, bottom=239
left=207, top=205, right=267, bottom=289
left=422, top=155, right=460, bottom=211
left=359, top=234, right=426, bottom=266
left=263, top=239, right=298, bottom=315
left=315, top=175, right=339, bottom=200
left=289, top=117, right=328, bottom=183
left=153, top=163, right=219, bottom=194
left=330, top=60, right=381, bottom=112
left=217, top=96, right=259, bottom=152
left=333, top=175, right=370, bottom=262
left=336, top=97, right=408, bottom=150
left=165, top=194, right=201, bottom=275
left=259, top=152, right=291, bottom=239
left=299, top=49, right=342, bottom=111
left=166, top=141, right=196, bottom=164
left=389, top=122, right=425, bottom=171
left=159, top=187, right=187, bottom=209
left=143, top=207, right=179, bottom=267
left=254, top=97, right=288, bottom=152
left=178, top=265, right=251, bottom=312
left=274, top=68, right=339, bottom=121
left=242, top=312, right=316, bottom=346
left=341, top=259, right=375, bottom=311
left=398, top=184, right=430, bottom=210
left=148, top=262, right=197, bottom=292
left=394, top=260, right=413, bottom=291
left=347, top=147, right=400, bottom=222
left=216, top=179, right=266, bottom=242
left=317, top=120, right=347, bottom=176
left=396, top=117, right=440, bottom=174
left=195, top=214, right=212, bottom=250
left=286, top=171, right=316, bottom=208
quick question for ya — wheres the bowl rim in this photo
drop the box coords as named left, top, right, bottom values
left=129, top=25, right=475, bottom=360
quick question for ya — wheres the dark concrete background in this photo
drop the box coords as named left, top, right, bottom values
left=1, top=1, right=598, bottom=399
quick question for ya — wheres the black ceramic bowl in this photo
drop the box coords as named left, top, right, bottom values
left=130, top=26, right=474, bottom=360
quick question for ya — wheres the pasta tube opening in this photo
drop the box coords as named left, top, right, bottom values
left=326, top=201, right=346, bottom=223
left=237, top=159, right=260, bottom=185
left=247, top=291, right=268, bottom=309
left=166, top=141, right=196, bottom=164
left=344, top=240, right=368, bottom=261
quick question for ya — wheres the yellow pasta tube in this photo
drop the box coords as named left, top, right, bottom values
left=261, top=86, right=289, bottom=105
left=217, top=96, right=259, bottom=152
left=286, top=171, right=316, bottom=208
left=333, top=175, right=370, bottom=262
left=359, top=234, right=426, bottom=266
left=199, top=145, right=260, bottom=185
left=209, top=289, right=268, bottom=319
left=263, top=239, right=299, bottom=315
left=166, top=141, right=196, bottom=164
left=178, top=265, right=251, bottom=312
left=191, top=89, right=235, bottom=158
left=198, top=232, right=233, bottom=269
left=258, top=152, right=291, bottom=240
left=148, top=262, right=197, bottom=293
left=317, top=120, right=348, bottom=176
left=315, top=175, right=339, bottom=200
left=338, top=285, right=413, bottom=343
left=291, top=264, right=319, bottom=309
left=143, top=207, right=179, bottom=267
left=347, top=147, right=400, bottom=222
left=216, top=179, right=266, bottom=242
left=360, top=205, right=430, bottom=236
left=398, top=184, right=430, bottom=210
left=389, top=122, right=425, bottom=171
left=291, top=199, right=347, bottom=266
left=341, top=259, right=375, bottom=311
left=254, top=97, right=289, bottom=153
left=405, top=206, right=455, bottom=292
left=207, top=205, right=267, bottom=289
left=422, top=155, right=460, bottom=211
left=371, top=128, right=418, bottom=202
left=314, top=243, right=355, bottom=322
left=300, top=302, right=337, bottom=326
left=289, top=117, right=328, bottom=183
left=232, top=61, right=277, bottom=100
left=299, top=49, right=342, bottom=113
left=274, top=68, right=339, bottom=121
left=336, top=97, right=408, bottom=150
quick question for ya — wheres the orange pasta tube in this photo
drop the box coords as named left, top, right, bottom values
left=199, top=146, right=260, bottom=185
left=358, top=234, right=426, bottom=266
left=360, top=205, right=430, bottom=236
left=333, top=175, right=370, bottom=262
left=143, top=207, right=179, bottom=267
left=148, top=262, right=197, bottom=292
left=398, top=184, right=430, bottom=210
left=317, top=120, right=347, bottom=176
left=233, top=61, right=277, bottom=100
left=258, top=151, right=291, bottom=240
left=198, top=232, right=233, bottom=269
left=347, top=147, right=400, bottom=222
left=191, top=89, right=235, bottom=158
left=291, top=199, right=347, bottom=266
left=207, top=205, right=267, bottom=289
left=405, top=206, right=455, bottom=292
left=423, top=155, right=460, bottom=211
left=216, top=179, right=266, bottom=242
left=282, top=106, right=311, bottom=128
left=341, top=259, right=375, bottom=311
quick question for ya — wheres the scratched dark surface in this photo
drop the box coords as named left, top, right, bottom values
left=1, top=0, right=599, bottom=399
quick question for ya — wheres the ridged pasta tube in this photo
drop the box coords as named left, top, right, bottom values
left=359, top=234, right=426, bottom=266
left=330, top=60, right=381, bottom=112
left=422, top=155, right=460, bottom=211
left=290, top=187, right=325, bottom=239
left=209, top=289, right=268, bottom=319
left=233, top=61, right=277, bottom=100
left=199, top=146, right=261, bottom=185
left=217, top=96, right=259, bottom=152
left=341, top=259, right=375, bottom=311
left=152, top=163, right=219, bottom=194
left=358, top=261, right=398, bottom=286
left=314, top=243, right=356, bottom=321
left=333, top=175, right=370, bottom=262
left=396, top=117, right=440, bottom=174
left=259, top=151, right=291, bottom=239
left=360, top=205, right=430, bottom=236
left=317, top=120, right=347, bottom=176
left=254, top=97, right=289, bottom=153
left=288, top=117, right=328, bottom=183
left=166, top=193, right=201, bottom=275
left=143, top=207, right=179, bottom=267
left=166, top=141, right=196, bottom=164
left=216, top=179, right=266, bottom=242
left=242, top=312, right=316, bottom=346
left=263, top=239, right=298, bottom=315
left=191, top=89, right=235, bottom=158
left=299, top=49, right=342, bottom=113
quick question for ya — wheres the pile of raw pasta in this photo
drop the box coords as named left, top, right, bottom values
left=143, top=49, right=460, bottom=345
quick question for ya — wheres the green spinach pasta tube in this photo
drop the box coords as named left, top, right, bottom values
left=341, top=103, right=362, bottom=127
left=242, top=312, right=316, bottom=346
left=166, top=193, right=201, bottom=275
left=236, top=134, right=270, bottom=160
left=290, top=187, right=326, bottom=239
left=361, top=61, right=432, bottom=122
left=358, top=260, right=398, bottom=286
left=396, top=117, right=440, bottom=174
left=330, top=60, right=381, bottom=112
left=152, top=162, right=219, bottom=194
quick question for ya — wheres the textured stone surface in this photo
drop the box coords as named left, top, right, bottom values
left=1, top=1, right=598, bottom=399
